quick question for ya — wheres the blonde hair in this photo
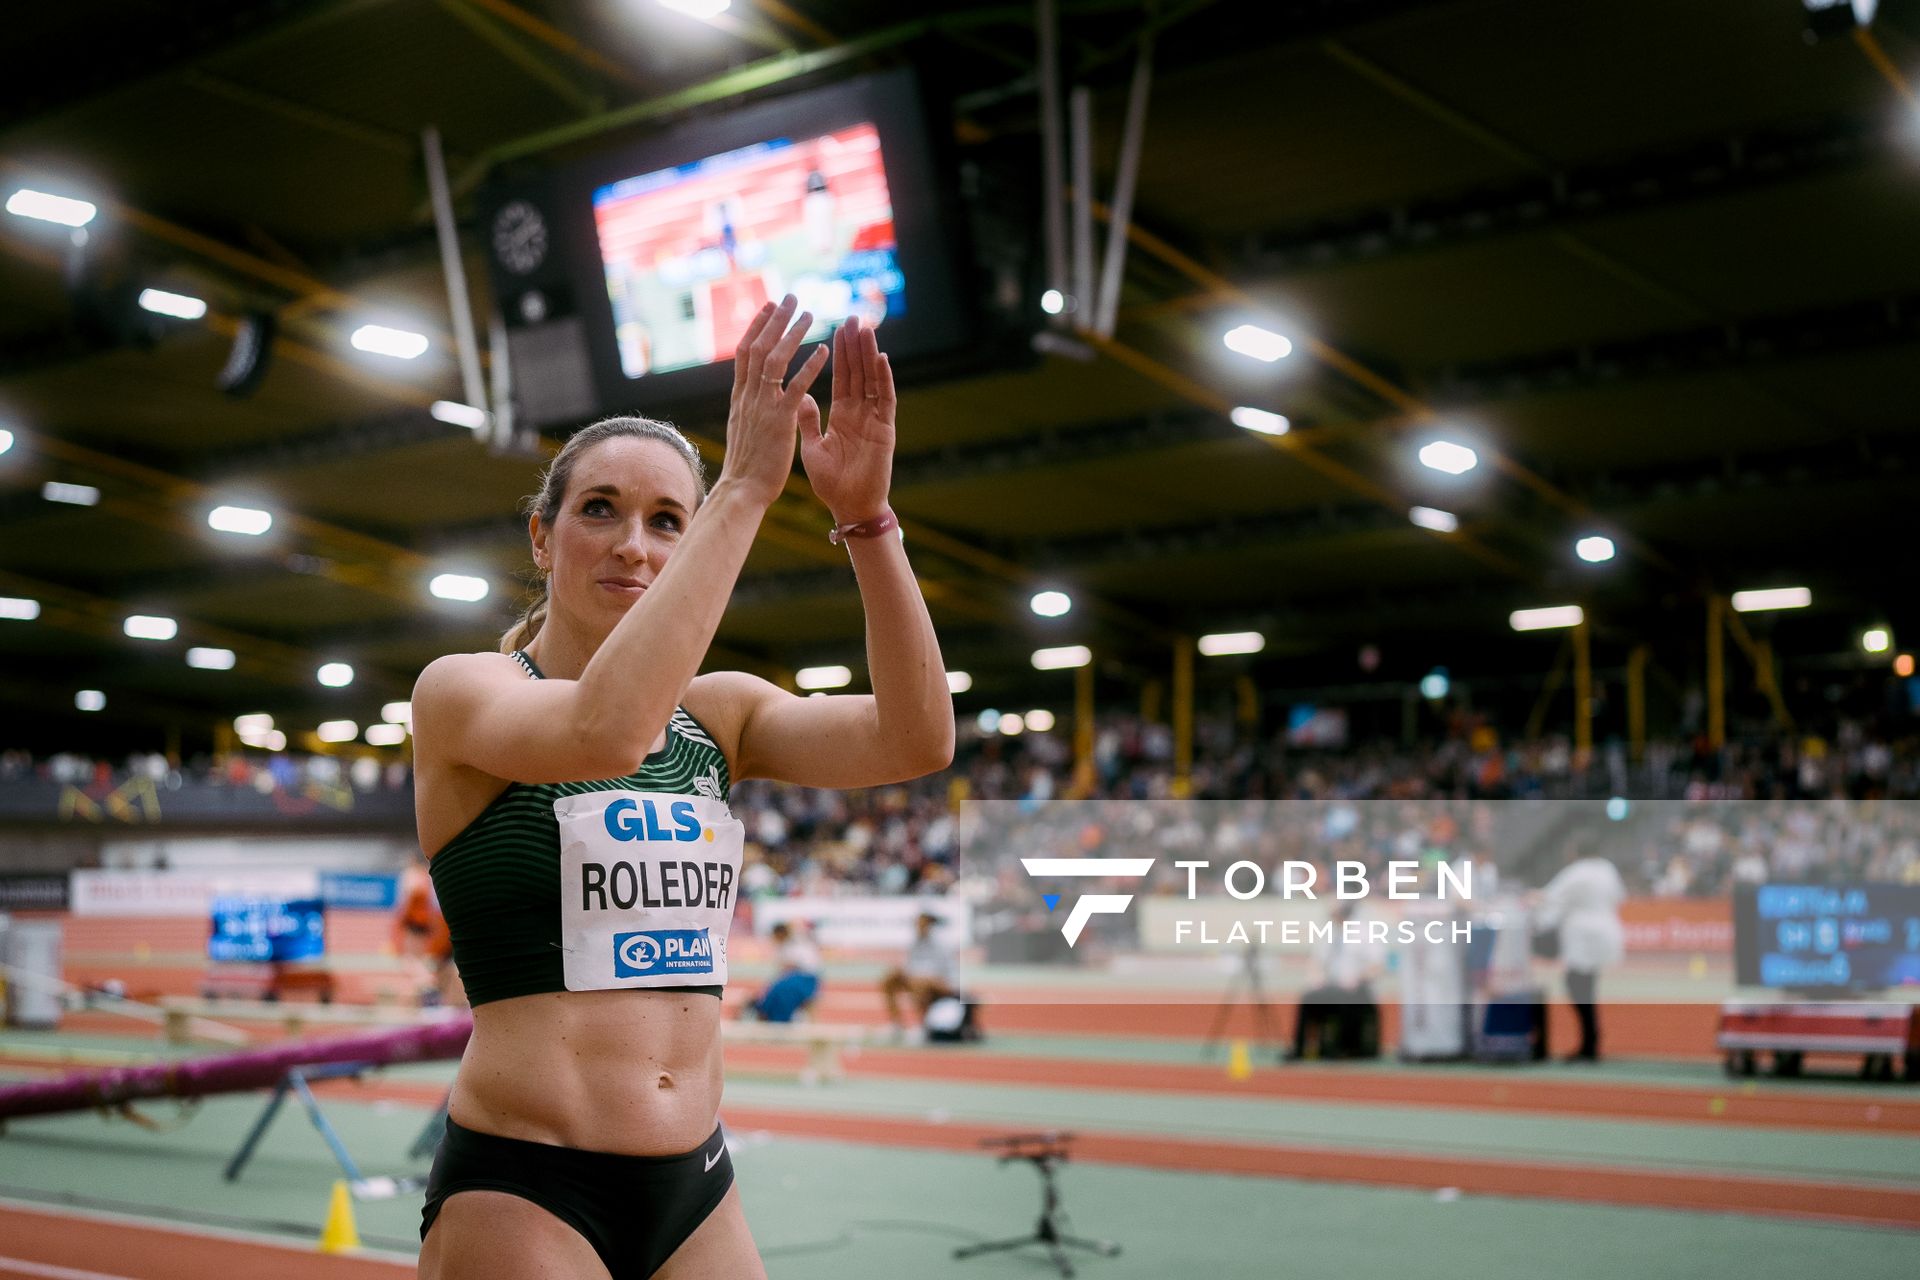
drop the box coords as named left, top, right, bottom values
left=499, top=417, right=707, bottom=653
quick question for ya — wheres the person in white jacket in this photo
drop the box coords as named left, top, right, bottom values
left=1536, top=841, right=1627, bottom=1062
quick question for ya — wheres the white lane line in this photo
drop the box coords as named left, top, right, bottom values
left=0, top=1257, right=138, bottom=1280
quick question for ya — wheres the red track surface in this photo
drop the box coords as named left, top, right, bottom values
left=0, top=1203, right=407, bottom=1280
left=716, top=1043, right=1920, bottom=1134
left=294, top=1077, right=1920, bottom=1233
left=709, top=1104, right=1920, bottom=1232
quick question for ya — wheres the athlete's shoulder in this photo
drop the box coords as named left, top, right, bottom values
left=684, top=671, right=780, bottom=767
left=417, top=650, right=521, bottom=688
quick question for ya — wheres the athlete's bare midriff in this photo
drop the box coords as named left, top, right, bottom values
left=449, top=988, right=724, bottom=1154
left=418, top=721, right=726, bottom=1156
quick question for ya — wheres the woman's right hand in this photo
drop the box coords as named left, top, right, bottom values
left=721, top=295, right=830, bottom=508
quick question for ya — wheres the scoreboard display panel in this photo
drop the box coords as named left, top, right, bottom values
left=1734, top=884, right=1920, bottom=991
left=208, top=896, right=326, bottom=964
left=593, top=121, right=904, bottom=379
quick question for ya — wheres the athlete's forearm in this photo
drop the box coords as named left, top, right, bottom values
left=576, top=479, right=769, bottom=754
left=845, top=532, right=954, bottom=773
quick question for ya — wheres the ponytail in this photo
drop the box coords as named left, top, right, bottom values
left=499, top=588, right=549, bottom=654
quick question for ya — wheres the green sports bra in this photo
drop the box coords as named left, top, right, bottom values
left=427, top=650, right=733, bottom=1007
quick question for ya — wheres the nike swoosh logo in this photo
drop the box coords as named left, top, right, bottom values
left=705, top=1145, right=724, bottom=1172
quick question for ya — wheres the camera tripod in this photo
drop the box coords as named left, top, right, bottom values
left=1202, top=941, right=1283, bottom=1060
left=954, top=1133, right=1120, bottom=1278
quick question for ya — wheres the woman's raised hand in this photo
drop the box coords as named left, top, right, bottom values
left=800, top=314, right=896, bottom=525
left=722, top=296, right=830, bottom=507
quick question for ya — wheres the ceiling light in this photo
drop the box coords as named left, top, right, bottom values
left=658, top=0, right=732, bottom=18
left=1030, top=590, right=1072, bottom=618
left=43, top=481, right=100, bottom=506
left=317, top=662, right=354, bottom=688
left=1198, top=631, right=1264, bottom=656
left=795, top=664, right=852, bottom=690
left=365, top=723, right=407, bottom=746
left=1575, top=535, right=1616, bottom=564
left=975, top=708, right=1001, bottom=734
left=263, top=730, right=287, bottom=751
left=1510, top=605, right=1585, bottom=632
left=381, top=700, right=412, bottom=725
left=137, top=288, right=207, bottom=321
left=1408, top=506, right=1458, bottom=533
left=0, top=428, right=14, bottom=455
left=1222, top=323, right=1292, bottom=362
left=1861, top=627, right=1891, bottom=655
left=1032, top=645, right=1091, bottom=670
left=6, top=188, right=96, bottom=227
left=316, top=720, right=358, bottom=743
left=74, top=689, right=106, bottom=712
left=1730, top=587, right=1811, bottom=612
left=430, top=400, right=490, bottom=430
left=233, top=713, right=274, bottom=736
left=1229, top=407, right=1289, bottom=436
left=1418, top=440, right=1478, bottom=475
left=1023, top=709, right=1056, bottom=732
left=0, top=596, right=40, bottom=621
left=997, top=712, right=1025, bottom=736
left=186, top=647, right=235, bottom=670
left=429, top=573, right=489, bottom=602
left=124, top=615, right=178, bottom=641
left=946, top=671, right=972, bottom=694
left=208, top=505, right=272, bottom=536
left=1420, top=670, right=1450, bottom=700
left=1039, top=289, right=1065, bottom=315
left=350, top=324, right=429, bottom=360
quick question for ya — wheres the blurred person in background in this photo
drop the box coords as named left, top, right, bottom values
left=1536, top=838, right=1626, bottom=1063
left=880, top=910, right=959, bottom=1038
left=1289, top=898, right=1386, bottom=1060
left=392, top=856, right=463, bottom=1008
left=744, top=920, right=820, bottom=1023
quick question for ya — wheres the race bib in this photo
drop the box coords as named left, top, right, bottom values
left=555, top=791, right=744, bottom=991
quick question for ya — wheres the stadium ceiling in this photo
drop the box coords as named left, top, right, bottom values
left=2, top=0, right=1918, bottom=748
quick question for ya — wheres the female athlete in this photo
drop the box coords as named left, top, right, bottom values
left=411, top=297, right=953, bottom=1278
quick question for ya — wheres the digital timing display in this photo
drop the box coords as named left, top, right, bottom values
left=1735, top=884, right=1920, bottom=991
left=591, top=122, right=904, bottom=378
left=208, top=896, right=326, bottom=964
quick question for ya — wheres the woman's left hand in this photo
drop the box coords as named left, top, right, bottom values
left=801, top=314, right=896, bottom=524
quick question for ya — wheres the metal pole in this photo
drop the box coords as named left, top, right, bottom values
left=485, top=312, right=520, bottom=457
left=1573, top=619, right=1592, bottom=760
left=422, top=127, right=487, bottom=415
left=1094, top=34, right=1153, bottom=338
left=1172, top=635, right=1193, bottom=797
left=1069, top=86, right=1095, bottom=318
left=1037, top=0, right=1068, bottom=316
left=1074, top=661, right=1096, bottom=796
left=1707, top=595, right=1726, bottom=750
left=1236, top=675, right=1259, bottom=737
left=1627, top=644, right=1647, bottom=764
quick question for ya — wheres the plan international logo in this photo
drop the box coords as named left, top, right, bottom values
left=1019, top=858, right=1155, bottom=946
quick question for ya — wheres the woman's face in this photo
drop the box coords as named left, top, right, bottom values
left=533, top=436, right=701, bottom=630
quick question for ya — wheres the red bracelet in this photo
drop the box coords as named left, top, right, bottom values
left=828, top=507, right=899, bottom=545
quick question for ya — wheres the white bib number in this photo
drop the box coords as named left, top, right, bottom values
left=555, top=791, right=744, bottom=991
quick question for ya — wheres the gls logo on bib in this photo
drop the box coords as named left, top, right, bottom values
left=613, top=928, right=715, bottom=978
